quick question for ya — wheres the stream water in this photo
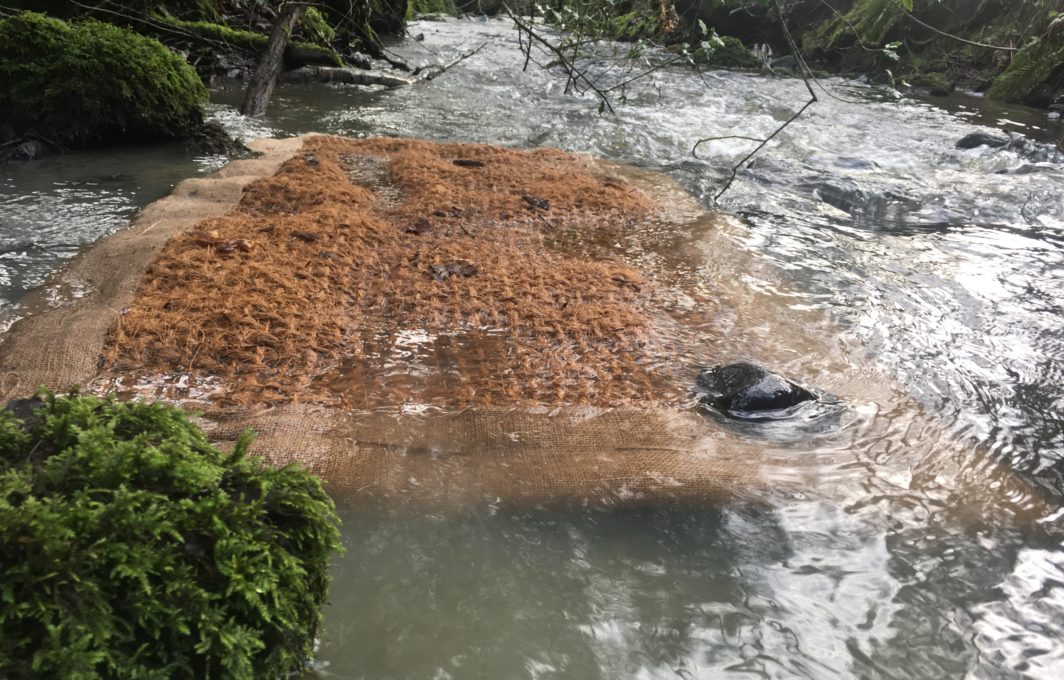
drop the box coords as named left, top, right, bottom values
left=3, top=16, right=1064, bottom=679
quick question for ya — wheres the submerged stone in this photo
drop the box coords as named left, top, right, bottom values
left=956, top=132, right=1009, bottom=149
left=697, top=362, right=816, bottom=419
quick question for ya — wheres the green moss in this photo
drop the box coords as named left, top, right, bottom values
left=158, top=17, right=269, bottom=52
left=158, top=17, right=344, bottom=67
left=704, top=35, right=758, bottom=68
left=407, top=0, right=459, bottom=19
left=301, top=6, right=337, bottom=44
left=803, top=0, right=905, bottom=52
left=611, top=10, right=661, bottom=42
left=0, top=392, right=343, bottom=679
left=907, top=70, right=954, bottom=95
left=989, top=32, right=1064, bottom=105
left=0, top=12, right=207, bottom=147
left=2, top=1, right=220, bottom=21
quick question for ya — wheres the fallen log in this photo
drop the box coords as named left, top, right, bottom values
left=241, top=2, right=306, bottom=116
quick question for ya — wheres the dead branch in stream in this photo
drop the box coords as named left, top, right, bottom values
left=413, top=42, right=488, bottom=80
left=507, top=8, right=616, bottom=113
left=242, top=2, right=306, bottom=116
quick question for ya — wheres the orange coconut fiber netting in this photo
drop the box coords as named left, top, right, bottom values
left=98, top=135, right=686, bottom=409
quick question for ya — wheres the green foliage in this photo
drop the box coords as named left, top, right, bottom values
left=699, top=34, right=758, bottom=67
left=906, top=70, right=954, bottom=95
left=455, top=0, right=519, bottom=15
left=0, top=12, right=207, bottom=147
left=301, top=6, right=338, bottom=44
left=988, top=31, right=1064, bottom=105
left=1, top=1, right=220, bottom=21
left=160, top=16, right=271, bottom=52
left=0, top=393, right=343, bottom=679
left=611, top=10, right=660, bottom=42
left=803, top=0, right=905, bottom=52
left=407, top=0, right=459, bottom=19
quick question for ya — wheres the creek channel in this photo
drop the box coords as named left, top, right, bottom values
left=3, top=16, right=1064, bottom=679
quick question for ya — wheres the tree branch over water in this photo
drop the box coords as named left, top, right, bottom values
left=695, top=0, right=818, bottom=202
left=507, top=8, right=616, bottom=113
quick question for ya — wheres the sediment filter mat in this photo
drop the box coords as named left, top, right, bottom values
left=0, top=134, right=822, bottom=505
left=100, top=136, right=683, bottom=408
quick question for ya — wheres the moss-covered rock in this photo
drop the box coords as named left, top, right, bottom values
left=407, top=0, right=459, bottom=19
left=0, top=12, right=207, bottom=147
left=611, top=9, right=661, bottom=42
left=907, top=70, right=955, bottom=96
left=704, top=34, right=759, bottom=68
left=3, top=0, right=220, bottom=21
left=155, top=16, right=343, bottom=67
left=989, top=30, right=1064, bottom=106
left=802, top=0, right=905, bottom=54
left=0, top=393, right=342, bottom=679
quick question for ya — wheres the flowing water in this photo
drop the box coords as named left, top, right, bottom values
left=3, top=16, right=1064, bottom=679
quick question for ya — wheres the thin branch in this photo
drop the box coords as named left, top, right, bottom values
left=416, top=42, right=488, bottom=81
left=697, top=0, right=818, bottom=202
left=506, top=7, right=615, bottom=113
left=602, top=55, right=686, bottom=93
left=889, top=0, right=1019, bottom=52
left=810, top=0, right=890, bottom=53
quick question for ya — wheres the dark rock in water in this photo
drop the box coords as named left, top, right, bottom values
left=184, top=121, right=251, bottom=157
left=697, top=362, right=816, bottom=418
left=770, top=55, right=797, bottom=71
left=284, top=44, right=341, bottom=69
left=956, top=132, right=1009, bottom=149
left=348, top=52, right=374, bottom=70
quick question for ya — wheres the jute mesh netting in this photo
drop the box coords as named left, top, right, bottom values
left=0, top=135, right=779, bottom=505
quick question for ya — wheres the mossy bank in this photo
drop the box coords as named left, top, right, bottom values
left=664, top=0, right=1064, bottom=108
left=0, top=393, right=342, bottom=678
left=0, top=11, right=207, bottom=148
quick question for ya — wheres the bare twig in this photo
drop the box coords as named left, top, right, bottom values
left=506, top=8, right=616, bottom=113
left=416, top=42, right=488, bottom=81
left=696, top=0, right=819, bottom=202
left=889, top=0, right=1019, bottom=52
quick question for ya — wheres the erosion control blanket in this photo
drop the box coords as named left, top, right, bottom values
left=0, top=135, right=846, bottom=505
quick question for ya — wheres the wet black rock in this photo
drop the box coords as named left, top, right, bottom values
left=697, top=362, right=816, bottom=418
left=956, top=132, right=1009, bottom=149
left=183, top=121, right=251, bottom=157
left=0, top=139, right=44, bottom=162
left=769, top=55, right=797, bottom=72
left=4, top=397, right=45, bottom=430
left=0, top=123, right=17, bottom=144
